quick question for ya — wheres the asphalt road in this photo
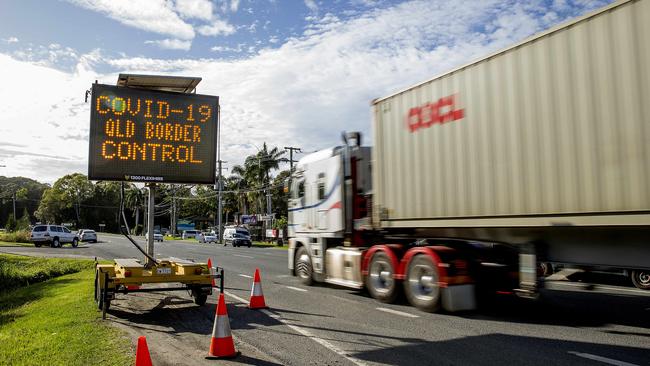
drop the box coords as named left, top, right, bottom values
left=2, top=234, right=649, bottom=366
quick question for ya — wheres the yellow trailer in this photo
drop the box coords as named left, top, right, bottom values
left=94, top=257, right=224, bottom=319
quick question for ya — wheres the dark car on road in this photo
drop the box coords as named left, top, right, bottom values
left=224, top=227, right=252, bottom=247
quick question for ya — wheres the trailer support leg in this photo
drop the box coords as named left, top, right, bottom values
left=516, top=243, right=539, bottom=299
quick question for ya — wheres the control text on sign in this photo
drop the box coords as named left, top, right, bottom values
left=88, top=84, right=218, bottom=184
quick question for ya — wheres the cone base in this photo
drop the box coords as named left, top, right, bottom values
left=205, top=351, right=240, bottom=360
left=249, top=296, right=267, bottom=309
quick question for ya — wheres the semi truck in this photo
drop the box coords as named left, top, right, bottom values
left=287, top=0, right=650, bottom=312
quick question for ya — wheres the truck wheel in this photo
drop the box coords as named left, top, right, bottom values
left=52, top=238, right=60, bottom=248
left=191, top=288, right=208, bottom=305
left=72, top=238, right=79, bottom=248
left=404, top=255, right=441, bottom=312
left=34, top=243, right=41, bottom=247
left=366, top=251, right=398, bottom=303
left=538, top=262, right=554, bottom=277
left=630, top=270, right=650, bottom=290
left=295, top=246, right=313, bottom=285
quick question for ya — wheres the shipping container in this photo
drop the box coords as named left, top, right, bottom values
left=372, top=0, right=650, bottom=231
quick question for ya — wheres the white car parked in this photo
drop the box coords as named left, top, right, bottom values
left=182, top=230, right=201, bottom=240
left=79, top=229, right=98, bottom=243
left=30, top=225, right=79, bottom=248
left=198, top=232, right=217, bottom=243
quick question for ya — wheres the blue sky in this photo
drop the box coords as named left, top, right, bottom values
left=0, top=0, right=611, bottom=183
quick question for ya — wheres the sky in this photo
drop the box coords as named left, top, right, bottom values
left=0, top=0, right=611, bottom=184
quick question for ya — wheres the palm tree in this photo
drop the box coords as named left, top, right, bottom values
left=124, top=184, right=145, bottom=234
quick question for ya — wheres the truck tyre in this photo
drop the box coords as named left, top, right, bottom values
left=295, top=246, right=314, bottom=285
left=366, top=251, right=398, bottom=303
left=404, top=255, right=441, bottom=312
left=630, top=270, right=650, bottom=290
left=34, top=243, right=41, bottom=247
left=52, top=238, right=60, bottom=248
left=191, top=288, right=208, bottom=305
left=539, top=262, right=554, bottom=277
left=72, top=238, right=79, bottom=248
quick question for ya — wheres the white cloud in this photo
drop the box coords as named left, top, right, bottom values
left=3, top=37, right=19, bottom=44
left=174, top=0, right=214, bottom=21
left=0, top=0, right=608, bottom=183
left=145, top=38, right=193, bottom=51
left=66, top=0, right=196, bottom=40
left=197, top=20, right=236, bottom=36
left=304, top=0, right=318, bottom=12
left=230, top=0, right=240, bottom=12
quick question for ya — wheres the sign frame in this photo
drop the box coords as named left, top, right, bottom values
left=88, top=83, right=219, bottom=185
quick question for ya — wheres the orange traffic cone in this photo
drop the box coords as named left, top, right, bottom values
left=249, top=268, right=267, bottom=309
left=207, top=258, right=215, bottom=287
left=206, top=293, right=239, bottom=359
left=135, top=336, right=153, bottom=366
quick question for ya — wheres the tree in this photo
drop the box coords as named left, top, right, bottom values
left=124, top=184, right=145, bottom=234
left=5, top=214, right=16, bottom=232
left=55, top=173, right=94, bottom=225
left=17, top=208, right=31, bottom=230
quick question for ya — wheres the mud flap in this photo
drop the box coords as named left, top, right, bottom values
left=442, top=284, right=476, bottom=312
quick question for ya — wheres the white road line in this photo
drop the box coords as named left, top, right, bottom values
left=223, top=291, right=367, bottom=366
left=233, top=254, right=254, bottom=259
left=568, top=351, right=639, bottom=366
left=376, top=307, right=419, bottom=318
left=286, top=286, right=308, bottom=292
left=238, top=274, right=253, bottom=279
left=276, top=275, right=290, bottom=278
left=550, top=282, right=650, bottom=295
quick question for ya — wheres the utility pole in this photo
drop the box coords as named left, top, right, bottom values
left=284, top=146, right=302, bottom=172
left=216, top=160, right=227, bottom=244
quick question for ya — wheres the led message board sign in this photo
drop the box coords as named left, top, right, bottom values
left=88, top=84, right=218, bottom=184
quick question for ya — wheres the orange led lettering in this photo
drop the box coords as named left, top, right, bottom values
left=155, top=123, right=164, bottom=140
left=174, top=124, right=182, bottom=141
left=127, top=98, right=141, bottom=116
left=144, top=100, right=153, bottom=118
left=132, top=142, right=147, bottom=160
left=145, top=122, right=154, bottom=139
left=183, top=125, right=191, bottom=142
left=199, top=105, right=211, bottom=122
left=105, top=119, right=115, bottom=137
left=187, top=104, right=195, bottom=121
left=101, top=140, right=116, bottom=159
left=176, top=146, right=189, bottom=162
left=149, top=143, right=160, bottom=161
left=164, top=123, right=173, bottom=141
left=161, top=144, right=174, bottom=162
left=192, top=125, right=201, bottom=142
left=157, top=101, right=170, bottom=119
left=189, top=146, right=202, bottom=163
left=96, top=96, right=110, bottom=114
left=117, top=142, right=131, bottom=160
left=112, top=97, right=126, bottom=116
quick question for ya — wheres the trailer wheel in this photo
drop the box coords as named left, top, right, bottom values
left=630, top=270, right=650, bottom=290
left=191, top=288, right=208, bottom=305
left=295, top=246, right=313, bottom=285
left=366, top=252, right=398, bottom=303
left=404, top=255, right=441, bottom=312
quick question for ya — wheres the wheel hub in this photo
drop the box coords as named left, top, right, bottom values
left=370, top=260, right=393, bottom=294
left=408, top=264, right=439, bottom=301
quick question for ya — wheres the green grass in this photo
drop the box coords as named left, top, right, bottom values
left=252, top=241, right=288, bottom=250
left=0, top=254, right=90, bottom=293
left=0, top=241, right=34, bottom=247
left=0, top=268, right=133, bottom=366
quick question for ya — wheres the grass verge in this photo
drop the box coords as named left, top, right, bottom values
left=0, top=261, right=132, bottom=365
left=252, top=241, right=288, bottom=250
left=0, top=254, right=89, bottom=293
left=0, top=241, right=34, bottom=247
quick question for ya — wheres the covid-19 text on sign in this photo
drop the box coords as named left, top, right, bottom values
left=88, top=84, right=218, bottom=184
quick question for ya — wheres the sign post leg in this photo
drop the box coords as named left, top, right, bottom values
left=146, top=183, right=156, bottom=266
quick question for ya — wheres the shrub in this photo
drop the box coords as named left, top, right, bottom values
left=0, top=230, right=31, bottom=243
left=0, top=254, right=92, bottom=293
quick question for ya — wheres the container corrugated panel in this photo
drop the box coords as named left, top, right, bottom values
left=372, top=0, right=650, bottom=228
